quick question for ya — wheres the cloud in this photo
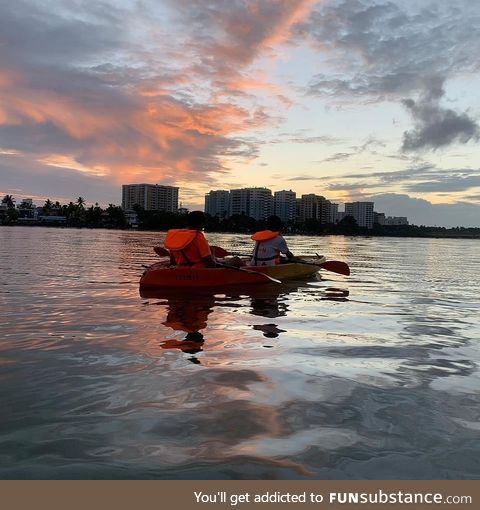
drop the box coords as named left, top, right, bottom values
left=327, top=182, right=373, bottom=191
left=286, top=175, right=318, bottom=181
left=167, top=0, right=316, bottom=68
left=316, top=136, right=388, bottom=163
left=323, top=165, right=480, bottom=193
left=0, top=153, right=120, bottom=205
left=401, top=83, right=479, bottom=151
left=0, top=0, right=315, bottom=201
left=406, top=176, right=480, bottom=193
left=301, top=0, right=480, bottom=150
left=288, top=135, right=340, bottom=144
left=366, top=193, right=480, bottom=227
left=322, top=152, right=353, bottom=162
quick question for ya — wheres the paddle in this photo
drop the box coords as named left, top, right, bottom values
left=215, top=262, right=282, bottom=284
left=210, top=246, right=350, bottom=276
left=152, top=247, right=281, bottom=284
left=154, top=246, right=170, bottom=257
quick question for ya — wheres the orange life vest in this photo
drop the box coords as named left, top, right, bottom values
left=251, top=230, right=281, bottom=265
left=165, top=229, right=206, bottom=266
left=165, top=229, right=198, bottom=250
left=251, top=230, right=280, bottom=242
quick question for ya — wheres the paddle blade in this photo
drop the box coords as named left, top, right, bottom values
left=319, top=260, right=350, bottom=276
left=211, top=246, right=230, bottom=258
left=154, top=246, right=169, bottom=257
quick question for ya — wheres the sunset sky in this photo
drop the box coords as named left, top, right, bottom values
left=1, top=0, right=480, bottom=226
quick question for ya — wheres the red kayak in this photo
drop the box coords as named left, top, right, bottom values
left=139, top=261, right=321, bottom=289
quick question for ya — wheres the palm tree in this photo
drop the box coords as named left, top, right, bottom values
left=76, top=196, right=85, bottom=208
left=43, top=199, right=53, bottom=215
left=2, top=195, right=15, bottom=208
left=66, top=201, right=76, bottom=222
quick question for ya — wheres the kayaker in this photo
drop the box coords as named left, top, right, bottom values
left=250, top=215, right=297, bottom=266
left=165, top=211, right=216, bottom=268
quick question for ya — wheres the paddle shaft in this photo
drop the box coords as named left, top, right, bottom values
left=215, top=262, right=281, bottom=284
left=210, top=246, right=350, bottom=276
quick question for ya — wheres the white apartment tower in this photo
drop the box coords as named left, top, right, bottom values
left=328, top=203, right=339, bottom=224
left=122, top=184, right=179, bottom=212
left=230, top=187, right=273, bottom=221
left=298, top=194, right=331, bottom=223
left=204, top=190, right=230, bottom=218
left=345, top=201, right=374, bottom=229
left=274, top=190, right=297, bottom=223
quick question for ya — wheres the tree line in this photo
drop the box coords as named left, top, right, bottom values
left=2, top=195, right=479, bottom=237
left=1, top=195, right=126, bottom=228
left=134, top=207, right=480, bottom=238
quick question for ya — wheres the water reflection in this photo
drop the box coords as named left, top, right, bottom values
left=138, top=281, right=351, bottom=366
left=140, top=283, right=314, bottom=358
left=2, top=227, right=480, bottom=479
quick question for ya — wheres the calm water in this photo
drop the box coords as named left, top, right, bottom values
left=1, top=227, right=479, bottom=479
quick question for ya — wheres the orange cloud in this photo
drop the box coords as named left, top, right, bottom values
left=0, top=0, right=316, bottom=192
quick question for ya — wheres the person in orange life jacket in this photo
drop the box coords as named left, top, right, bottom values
left=165, top=211, right=216, bottom=268
left=250, top=215, right=296, bottom=266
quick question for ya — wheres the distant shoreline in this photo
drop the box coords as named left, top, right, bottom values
left=2, top=223, right=480, bottom=240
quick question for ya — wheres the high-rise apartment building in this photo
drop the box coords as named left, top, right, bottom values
left=122, top=184, right=179, bottom=212
left=345, top=201, right=374, bottom=228
left=204, top=190, right=230, bottom=218
left=374, top=212, right=386, bottom=225
left=230, top=187, right=273, bottom=221
left=328, top=202, right=339, bottom=224
left=229, top=188, right=249, bottom=216
left=273, top=190, right=296, bottom=223
left=298, top=194, right=331, bottom=223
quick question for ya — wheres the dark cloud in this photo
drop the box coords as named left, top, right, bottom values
left=401, top=85, right=479, bottom=151
left=301, top=0, right=480, bottom=150
left=322, top=165, right=480, bottom=199
left=0, top=0, right=126, bottom=66
left=406, top=176, right=480, bottom=193
left=464, top=194, right=480, bottom=202
left=366, top=193, right=480, bottom=227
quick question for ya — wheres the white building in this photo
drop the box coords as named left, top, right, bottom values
left=19, top=198, right=34, bottom=208
left=328, top=202, right=339, bottom=224
left=124, top=210, right=139, bottom=228
left=385, top=216, right=409, bottom=226
left=274, top=190, right=296, bottom=223
left=298, top=194, right=331, bottom=223
left=205, top=190, right=230, bottom=218
left=122, top=184, right=178, bottom=212
left=345, top=201, right=375, bottom=229
left=230, top=187, right=273, bottom=221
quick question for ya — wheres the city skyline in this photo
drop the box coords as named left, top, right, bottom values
left=1, top=1, right=480, bottom=227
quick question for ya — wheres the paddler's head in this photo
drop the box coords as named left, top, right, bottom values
left=187, top=210, right=206, bottom=230
left=266, top=215, right=283, bottom=232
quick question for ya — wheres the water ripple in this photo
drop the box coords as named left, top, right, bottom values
left=0, top=227, right=479, bottom=479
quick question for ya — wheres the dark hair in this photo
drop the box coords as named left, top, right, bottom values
left=187, top=210, right=206, bottom=229
left=266, top=215, right=283, bottom=231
